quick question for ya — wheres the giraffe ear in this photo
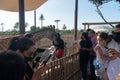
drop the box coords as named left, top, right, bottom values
left=49, top=25, right=52, bottom=29
left=51, top=25, right=55, bottom=32
left=53, top=25, right=55, bottom=29
left=49, top=25, right=55, bottom=31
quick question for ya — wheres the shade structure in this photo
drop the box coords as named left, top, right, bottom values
left=0, top=0, right=48, bottom=12
left=0, top=0, right=48, bottom=34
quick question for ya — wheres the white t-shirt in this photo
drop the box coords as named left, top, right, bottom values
left=107, top=39, right=120, bottom=80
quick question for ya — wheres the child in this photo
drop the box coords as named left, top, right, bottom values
left=94, top=32, right=116, bottom=80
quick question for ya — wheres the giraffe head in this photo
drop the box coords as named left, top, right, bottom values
left=30, top=26, right=58, bottom=42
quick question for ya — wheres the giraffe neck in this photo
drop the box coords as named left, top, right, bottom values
left=32, top=29, right=56, bottom=42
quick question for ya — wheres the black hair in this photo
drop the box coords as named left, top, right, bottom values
left=0, top=50, right=26, bottom=80
left=86, top=28, right=92, bottom=32
left=113, top=32, right=120, bottom=42
left=8, top=37, right=35, bottom=53
left=24, top=33, right=33, bottom=39
left=89, top=29, right=95, bottom=34
left=8, top=37, right=19, bottom=51
left=115, top=24, right=120, bottom=28
left=17, top=37, right=35, bottom=53
left=81, top=32, right=89, bottom=40
left=97, top=32, right=110, bottom=41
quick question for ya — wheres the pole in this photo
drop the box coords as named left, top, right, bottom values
left=74, top=0, right=78, bottom=40
left=1, top=23, right=4, bottom=32
left=34, top=10, right=36, bottom=27
left=19, top=0, right=25, bottom=34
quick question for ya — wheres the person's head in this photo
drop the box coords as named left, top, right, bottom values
left=24, top=33, right=33, bottom=40
left=112, top=24, right=120, bottom=43
left=56, top=33, right=61, bottom=38
left=96, top=32, right=109, bottom=46
left=88, top=29, right=96, bottom=38
left=114, top=24, right=120, bottom=32
left=86, top=28, right=92, bottom=33
left=17, top=37, right=36, bottom=59
left=81, top=32, right=89, bottom=40
left=0, top=50, right=26, bottom=80
left=8, top=37, right=19, bottom=51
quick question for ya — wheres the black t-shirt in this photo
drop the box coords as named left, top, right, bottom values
left=25, top=61, right=34, bottom=80
left=79, top=40, right=92, bottom=53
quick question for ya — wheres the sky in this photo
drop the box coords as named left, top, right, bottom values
left=0, top=0, right=120, bottom=31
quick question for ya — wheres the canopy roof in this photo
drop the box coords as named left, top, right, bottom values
left=0, top=0, right=48, bottom=12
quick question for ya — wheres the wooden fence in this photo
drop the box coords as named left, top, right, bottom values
left=0, top=34, right=81, bottom=80
left=39, top=52, right=80, bottom=80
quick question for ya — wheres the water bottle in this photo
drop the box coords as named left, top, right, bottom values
left=93, top=59, right=101, bottom=69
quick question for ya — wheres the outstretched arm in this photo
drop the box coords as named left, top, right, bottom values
left=32, top=65, right=49, bottom=80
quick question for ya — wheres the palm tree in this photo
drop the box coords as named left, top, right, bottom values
left=39, top=13, right=45, bottom=28
left=14, top=22, right=19, bottom=30
left=14, top=22, right=29, bottom=30
left=0, top=23, right=4, bottom=32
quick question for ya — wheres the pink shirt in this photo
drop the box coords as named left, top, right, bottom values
left=90, top=35, right=97, bottom=56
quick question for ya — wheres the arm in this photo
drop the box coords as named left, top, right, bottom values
left=107, top=48, right=120, bottom=58
left=81, top=47, right=92, bottom=51
left=95, top=46, right=116, bottom=60
left=32, top=65, right=49, bottom=80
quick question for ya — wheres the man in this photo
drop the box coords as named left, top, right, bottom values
left=24, top=33, right=46, bottom=52
left=114, top=24, right=120, bottom=32
left=107, top=24, right=120, bottom=56
left=0, top=51, right=26, bottom=80
left=16, top=37, right=48, bottom=80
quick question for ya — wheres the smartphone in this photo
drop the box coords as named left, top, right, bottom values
left=104, top=46, right=108, bottom=49
left=40, top=49, right=55, bottom=65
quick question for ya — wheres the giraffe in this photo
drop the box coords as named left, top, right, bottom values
left=31, top=27, right=57, bottom=42
left=0, top=27, right=57, bottom=51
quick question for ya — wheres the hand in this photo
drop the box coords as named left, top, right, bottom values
left=32, top=65, right=49, bottom=80
left=81, top=48, right=87, bottom=50
left=111, top=55, right=117, bottom=60
left=107, top=48, right=119, bottom=55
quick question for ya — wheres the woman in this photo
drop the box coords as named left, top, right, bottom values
left=79, top=32, right=92, bottom=80
left=94, top=32, right=117, bottom=80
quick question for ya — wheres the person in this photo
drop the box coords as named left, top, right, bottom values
left=94, top=32, right=118, bottom=80
left=24, top=33, right=46, bottom=52
left=114, top=24, right=120, bottom=32
left=79, top=32, right=92, bottom=80
left=0, top=50, right=26, bottom=80
left=95, top=32, right=115, bottom=80
left=88, top=29, right=97, bottom=80
left=8, top=37, right=19, bottom=51
left=52, top=33, right=64, bottom=58
left=24, top=33, right=33, bottom=40
left=106, top=24, right=120, bottom=58
left=8, top=37, right=48, bottom=80
left=105, top=24, right=120, bottom=80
